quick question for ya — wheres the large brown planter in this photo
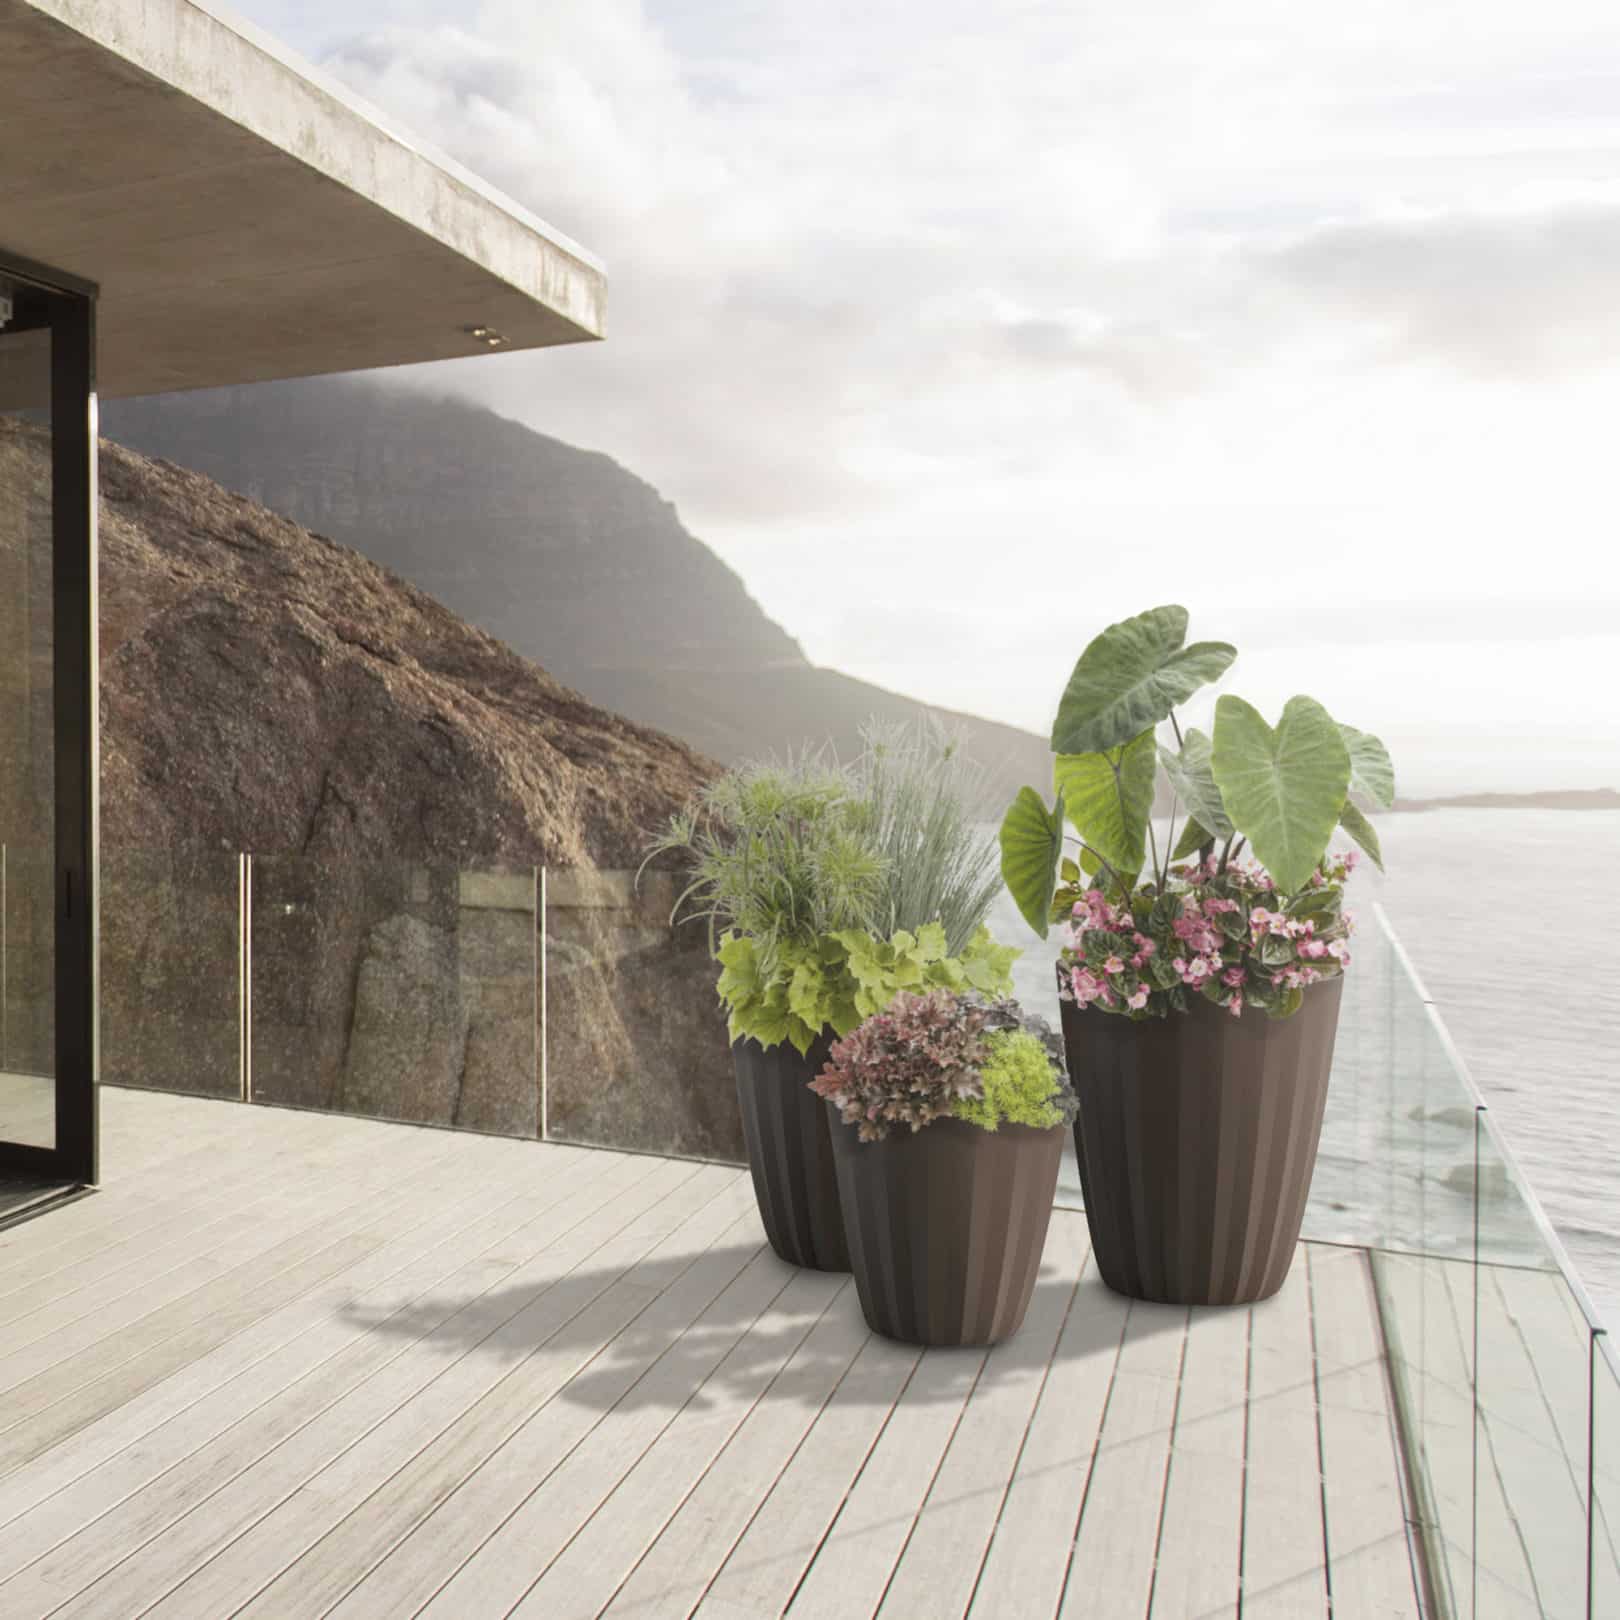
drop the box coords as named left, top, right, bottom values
left=825, top=1106, right=1064, bottom=1346
left=1060, top=975, right=1342, bottom=1306
left=732, top=1035, right=850, bottom=1271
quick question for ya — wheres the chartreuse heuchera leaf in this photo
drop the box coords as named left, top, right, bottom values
left=1050, top=605, right=1236, bottom=755
left=1210, top=695, right=1351, bottom=895
left=1340, top=724, right=1396, bottom=809
left=1157, top=726, right=1233, bottom=839
left=718, top=924, right=1015, bottom=1054
left=998, top=786, right=1065, bottom=939
left=1054, top=729, right=1157, bottom=885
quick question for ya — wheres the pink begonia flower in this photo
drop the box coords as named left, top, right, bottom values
left=1133, top=933, right=1157, bottom=957
left=1298, top=938, right=1328, bottom=959
left=1127, top=987, right=1149, bottom=1010
left=1203, top=896, right=1238, bottom=916
left=1099, top=986, right=1117, bottom=1008
left=1172, top=956, right=1188, bottom=976
left=1228, top=994, right=1244, bottom=1017
left=1222, top=966, right=1246, bottom=987
left=1343, top=850, right=1360, bottom=870
left=1103, top=955, right=1125, bottom=976
left=1071, top=968, right=1103, bottom=1005
left=1327, top=940, right=1350, bottom=962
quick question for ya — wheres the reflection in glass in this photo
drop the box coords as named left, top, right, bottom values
left=0, top=295, right=55, bottom=1149
left=542, top=868, right=739, bottom=1161
left=250, top=859, right=537, bottom=1136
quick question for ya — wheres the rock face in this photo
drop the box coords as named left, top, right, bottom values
left=103, top=379, right=1053, bottom=803
left=1, top=418, right=742, bottom=1159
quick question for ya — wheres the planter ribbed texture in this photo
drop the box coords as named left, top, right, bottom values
left=1061, top=975, right=1342, bottom=1305
left=825, top=1107, right=1064, bottom=1346
left=732, top=1034, right=850, bottom=1271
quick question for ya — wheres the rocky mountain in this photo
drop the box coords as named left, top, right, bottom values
left=102, top=379, right=1051, bottom=801
left=1, top=418, right=741, bottom=1159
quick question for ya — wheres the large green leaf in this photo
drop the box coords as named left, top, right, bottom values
left=999, top=787, right=1065, bottom=939
left=1339, top=799, right=1385, bottom=872
left=1171, top=815, right=1212, bottom=861
left=1341, top=724, right=1396, bottom=809
left=1054, top=729, right=1157, bottom=883
left=1158, top=726, right=1234, bottom=838
left=1051, top=605, right=1236, bottom=755
left=1210, top=695, right=1351, bottom=894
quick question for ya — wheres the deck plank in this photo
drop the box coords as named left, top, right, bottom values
left=693, top=1330, right=922, bottom=1619
left=878, top=1212, right=1088, bottom=1620
left=2, top=1152, right=696, bottom=1618
left=1240, top=1260, right=1329, bottom=1617
left=966, top=1234, right=1124, bottom=1620
left=1147, top=1298, right=1249, bottom=1620
left=1060, top=1297, right=1188, bottom=1619
left=0, top=1090, right=1430, bottom=1620
left=0, top=1142, right=597, bottom=1585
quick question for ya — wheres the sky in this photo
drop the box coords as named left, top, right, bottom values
left=234, top=0, right=1620, bottom=796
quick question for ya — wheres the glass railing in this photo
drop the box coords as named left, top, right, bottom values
left=541, top=867, right=740, bottom=1162
left=91, top=848, right=539, bottom=1138
left=1343, top=907, right=1611, bottom=1620
left=80, top=846, right=1617, bottom=1614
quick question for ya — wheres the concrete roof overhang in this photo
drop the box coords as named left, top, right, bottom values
left=0, top=0, right=606, bottom=397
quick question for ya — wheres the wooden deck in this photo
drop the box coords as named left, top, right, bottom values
left=0, top=1087, right=1424, bottom=1618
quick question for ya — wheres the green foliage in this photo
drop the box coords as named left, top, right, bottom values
left=1340, top=725, right=1396, bottom=809
left=998, top=787, right=1065, bottom=939
left=853, top=722, right=1004, bottom=956
left=719, top=924, right=1016, bottom=1055
left=952, top=1030, right=1070, bottom=1132
left=998, top=604, right=1399, bottom=957
left=1171, top=815, right=1213, bottom=861
left=1158, top=727, right=1233, bottom=839
left=1210, top=696, right=1351, bottom=895
left=649, top=721, right=1017, bottom=1052
left=1050, top=605, right=1236, bottom=755
left=1338, top=799, right=1384, bottom=872
left=1053, top=728, right=1157, bottom=887
left=641, top=750, right=883, bottom=964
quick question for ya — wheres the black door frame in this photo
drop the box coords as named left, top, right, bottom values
left=0, top=247, right=99, bottom=1188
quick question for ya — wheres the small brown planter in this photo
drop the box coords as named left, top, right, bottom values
left=825, top=1106, right=1064, bottom=1346
left=732, top=1034, right=850, bottom=1271
left=1061, top=975, right=1343, bottom=1306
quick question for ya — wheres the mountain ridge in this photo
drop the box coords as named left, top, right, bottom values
left=102, top=378, right=1051, bottom=803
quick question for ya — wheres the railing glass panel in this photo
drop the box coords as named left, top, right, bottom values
left=248, top=857, right=538, bottom=1136
left=100, top=847, right=241, bottom=1099
left=541, top=868, right=738, bottom=1162
left=1593, top=1340, right=1620, bottom=1613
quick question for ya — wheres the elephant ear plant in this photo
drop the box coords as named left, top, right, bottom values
left=999, top=603, right=1395, bottom=1021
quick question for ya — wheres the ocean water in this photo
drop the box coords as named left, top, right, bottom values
left=987, top=809, right=1620, bottom=1328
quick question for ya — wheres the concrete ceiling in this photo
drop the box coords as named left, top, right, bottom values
left=0, top=0, right=606, bottom=398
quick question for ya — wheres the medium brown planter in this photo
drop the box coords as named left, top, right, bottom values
left=825, top=1106, right=1064, bottom=1346
left=1060, top=975, right=1342, bottom=1306
left=732, top=1034, right=850, bottom=1271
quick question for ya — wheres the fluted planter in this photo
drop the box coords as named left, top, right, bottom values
left=732, top=1035, right=850, bottom=1271
left=825, top=1107, right=1064, bottom=1346
left=1060, top=975, right=1342, bottom=1305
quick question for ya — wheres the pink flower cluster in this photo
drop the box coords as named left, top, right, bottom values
left=1059, top=852, right=1358, bottom=1024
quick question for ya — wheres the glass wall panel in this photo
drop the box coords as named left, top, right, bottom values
left=542, top=867, right=740, bottom=1161
left=0, top=289, right=55, bottom=1151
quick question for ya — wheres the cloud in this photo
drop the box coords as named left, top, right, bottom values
left=228, top=0, right=1620, bottom=790
left=1264, top=205, right=1620, bottom=377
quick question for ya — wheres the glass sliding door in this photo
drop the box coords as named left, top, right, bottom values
left=0, top=255, right=97, bottom=1191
